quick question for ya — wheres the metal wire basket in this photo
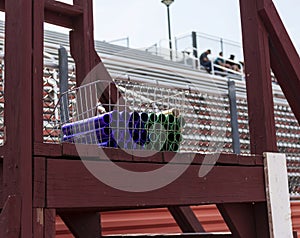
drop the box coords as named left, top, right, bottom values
left=44, top=77, right=231, bottom=153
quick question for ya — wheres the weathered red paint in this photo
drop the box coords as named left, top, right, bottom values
left=239, top=0, right=277, bottom=155
left=3, top=0, right=33, bottom=237
left=0, top=0, right=298, bottom=237
left=33, top=0, right=45, bottom=143
left=55, top=203, right=300, bottom=237
left=59, top=212, right=101, bottom=238
left=0, top=196, right=21, bottom=237
left=168, top=206, right=205, bottom=232
left=259, top=2, right=300, bottom=124
left=44, top=158, right=266, bottom=209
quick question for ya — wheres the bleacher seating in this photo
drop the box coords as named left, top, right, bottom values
left=0, top=19, right=299, bottom=197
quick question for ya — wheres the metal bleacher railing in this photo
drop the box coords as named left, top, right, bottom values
left=0, top=21, right=299, bottom=198
left=144, top=47, right=244, bottom=81
left=146, top=32, right=244, bottom=75
left=174, top=32, right=243, bottom=63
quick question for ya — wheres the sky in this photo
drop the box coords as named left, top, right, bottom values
left=90, top=0, right=300, bottom=54
left=1, top=0, right=299, bottom=59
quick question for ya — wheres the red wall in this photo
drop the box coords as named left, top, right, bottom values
left=56, top=202, right=300, bottom=237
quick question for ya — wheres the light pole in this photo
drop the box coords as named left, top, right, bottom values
left=161, top=0, right=174, bottom=60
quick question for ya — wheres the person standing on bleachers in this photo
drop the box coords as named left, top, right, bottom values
left=199, top=49, right=212, bottom=73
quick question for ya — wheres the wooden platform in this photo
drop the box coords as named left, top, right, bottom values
left=1, top=142, right=268, bottom=237
left=31, top=143, right=267, bottom=210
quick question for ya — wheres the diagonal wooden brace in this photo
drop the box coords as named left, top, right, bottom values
left=59, top=211, right=101, bottom=238
left=258, top=1, right=300, bottom=124
left=168, top=206, right=205, bottom=233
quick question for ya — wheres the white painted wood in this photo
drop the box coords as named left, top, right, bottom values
left=264, top=152, right=293, bottom=238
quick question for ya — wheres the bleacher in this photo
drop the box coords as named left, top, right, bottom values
left=0, top=20, right=299, bottom=197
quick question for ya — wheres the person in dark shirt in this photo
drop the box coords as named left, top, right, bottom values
left=226, top=54, right=241, bottom=72
left=199, top=49, right=212, bottom=73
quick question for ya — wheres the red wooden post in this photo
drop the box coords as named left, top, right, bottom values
left=70, top=0, right=124, bottom=112
left=71, top=0, right=101, bottom=86
left=2, top=0, right=297, bottom=236
left=216, top=0, right=283, bottom=236
left=3, top=0, right=33, bottom=237
left=239, top=0, right=277, bottom=155
left=33, top=0, right=45, bottom=143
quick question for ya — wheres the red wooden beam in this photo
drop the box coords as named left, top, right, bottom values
left=44, top=0, right=83, bottom=17
left=3, top=0, right=34, bottom=237
left=258, top=1, right=300, bottom=124
left=69, top=0, right=123, bottom=111
left=33, top=143, right=264, bottom=166
left=217, top=202, right=269, bottom=237
left=43, top=159, right=266, bottom=209
left=1, top=0, right=84, bottom=16
left=70, top=0, right=102, bottom=86
left=44, top=9, right=75, bottom=29
left=34, top=143, right=63, bottom=157
left=59, top=211, right=101, bottom=238
left=239, top=0, right=277, bottom=155
left=44, top=0, right=83, bottom=29
left=1, top=0, right=82, bottom=29
left=168, top=206, right=205, bottom=233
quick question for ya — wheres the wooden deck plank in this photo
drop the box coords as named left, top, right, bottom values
left=34, top=143, right=264, bottom=166
left=44, top=159, right=266, bottom=209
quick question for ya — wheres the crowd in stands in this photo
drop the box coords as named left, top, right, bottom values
left=199, top=49, right=243, bottom=75
left=198, top=49, right=280, bottom=84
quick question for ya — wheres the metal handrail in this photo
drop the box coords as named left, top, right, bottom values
left=210, top=55, right=244, bottom=77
